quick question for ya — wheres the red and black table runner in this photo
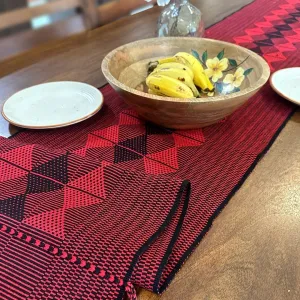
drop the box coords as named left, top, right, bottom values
left=0, top=0, right=299, bottom=298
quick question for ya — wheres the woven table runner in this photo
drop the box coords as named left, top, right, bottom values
left=1, top=0, right=299, bottom=299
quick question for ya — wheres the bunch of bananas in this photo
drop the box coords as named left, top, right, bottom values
left=146, top=52, right=214, bottom=99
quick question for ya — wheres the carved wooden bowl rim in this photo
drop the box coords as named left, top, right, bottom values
left=102, top=37, right=270, bottom=104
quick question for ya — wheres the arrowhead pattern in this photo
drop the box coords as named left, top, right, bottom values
left=233, top=4, right=300, bottom=68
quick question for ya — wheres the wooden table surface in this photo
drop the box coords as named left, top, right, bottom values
left=1, top=1, right=300, bottom=299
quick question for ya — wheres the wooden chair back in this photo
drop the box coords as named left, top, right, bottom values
left=0, top=0, right=156, bottom=61
left=98, top=0, right=156, bottom=25
left=0, top=0, right=99, bottom=60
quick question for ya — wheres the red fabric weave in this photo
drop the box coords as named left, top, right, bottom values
left=0, top=0, right=299, bottom=298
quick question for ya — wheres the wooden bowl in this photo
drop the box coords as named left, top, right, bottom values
left=102, top=37, right=270, bottom=129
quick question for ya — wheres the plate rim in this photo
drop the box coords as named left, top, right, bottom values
left=270, top=67, right=300, bottom=105
left=1, top=81, right=104, bottom=129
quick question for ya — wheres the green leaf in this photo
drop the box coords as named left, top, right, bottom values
left=202, top=50, right=208, bottom=64
left=217, top=49, right=225, bottom=60
left=191, top=50, right=201, bottom=61
left=229, top=59, right=238, bottom=67
left=244, top=68, right=254, bottom=76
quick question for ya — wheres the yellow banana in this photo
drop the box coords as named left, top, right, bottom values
left=157, top=56, right=178, bottom=64
left=157, top=56, right=193, bottom=72
left=175, top=52, right=204, bottom=71
left=146, top=74, right=194, bottom=99
left=175, top=52, right=214, bottom=91
left=151, top=67, right=199, bottom=97
left=148, top=88, right=165, bottom=96
left=155, top=62, right=194, bottom=80
left=205, top=74, right=214, bottom=91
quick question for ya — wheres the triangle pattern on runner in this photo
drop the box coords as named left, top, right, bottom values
left=32, top=154, right=68, bottom=184
left=119, top=135, right=147, bottom=155
left=72, top=147, right=87, bottom=157
left=119, top=113, right=141, bottom=125
left=24, top=189, right=64, bottom=218
left=92, top=125, right=119, bottom=143
left=233, top=35, right=254, bottom=44
left=23, top=208, right=65, bottom=239
left=114, top=145, right=143, bottom=163
left=64, top=186, right=103, bottom=209
left=255, top=21, right=273, bottom=28
left=145, top=122, right=171, bottom=135
left=245, top=27, right=265, bottom=35
left=144, top=157, right=177, bottom=175
left=266, top=31, right=284, bottom=39
left=275, top=42, right=297, bottom=52
left=264, top=15, right=281, bottom=21
left=284, top=17, right=298, bottom=23
left=177, top=129, right=205, bottom=142
left=173, top=134, right=204, bottom=148
left=68, top=166, right=106, bottom=198
left=286, top=35, right=300, bottom=43
left=85, top=134, right=114, bottom=149
left=27, top=174, right=63, bottom=194
left=147, top=148, right=178, bottom=169
left=263, top=52, right=287, bottom=64
left=0, top=194, right=26, bottom=221
left=274, top=24, right=292, bottom=31
left=0, top=145, right=33, bottom=170
left=64, top=204, right=102, bottom=235
left=271, top=9, right=288, bottom=16
left=0, top=160, right=28, bottom=182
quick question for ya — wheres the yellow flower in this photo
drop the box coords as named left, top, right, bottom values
left=205, top=57, right=229, bottom=82
left=223, top=67, right=245, bottom=91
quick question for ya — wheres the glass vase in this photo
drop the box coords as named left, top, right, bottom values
left=157, top=0, right=204, bottom=38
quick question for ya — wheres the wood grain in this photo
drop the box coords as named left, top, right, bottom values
left=0, top=15, right=86, bottom=61
left=2, top=2, right=298, bottom=299
left=0, top=0, right=253, bottom=137
left=138, top=110, right=300, bottom=300
left=0, top=0, right=101, bottom=61
left=0, top=0, right=254, bottom=78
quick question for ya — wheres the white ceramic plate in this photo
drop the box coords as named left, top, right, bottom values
left=270, top=68, right=300, bottom=105
left=2, top=81, right=103, bottom=129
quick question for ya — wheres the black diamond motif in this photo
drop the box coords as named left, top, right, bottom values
left=254, top=39, right=274, bottom=47
left=274, top=24, right=292, bottom=31
left=27, top=174, right=63, bottom=194
left=266, top=31, right=284, bottom=39
left=250, top=46, right=263, bottom=55
left=114, top=145, right=142, bottom=163
left=145, top=122, right=171, bottom=135
left=119, top=135, right=147, bottom=155
left=284, top=17, right=298, bottom=24
left=290, top=12, right=300, bottom=17
left=32, top=154, right=68, bottom=184
left=0, top=194, right=26, bottom=221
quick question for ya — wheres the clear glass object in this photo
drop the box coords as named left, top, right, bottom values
left=157, top=0, right=205, bottom=37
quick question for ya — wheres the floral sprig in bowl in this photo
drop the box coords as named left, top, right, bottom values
left=192, top=49, right=254, bottom=97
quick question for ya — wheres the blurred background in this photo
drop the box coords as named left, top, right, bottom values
left=0, top=0, right=157, bottom=60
